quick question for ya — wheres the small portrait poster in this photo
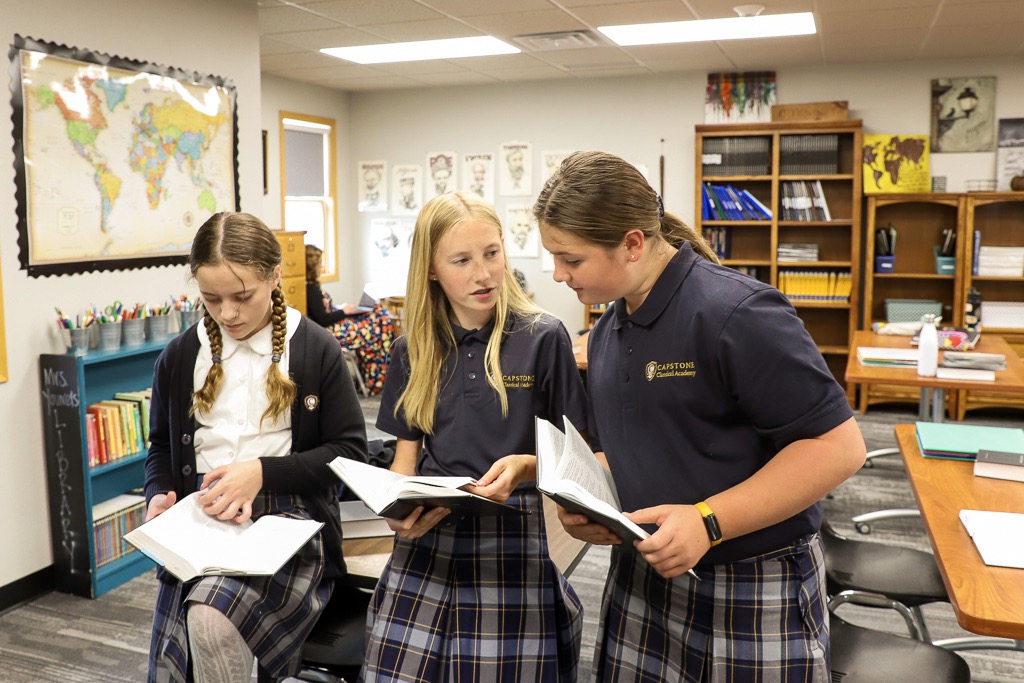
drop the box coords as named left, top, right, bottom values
left=368, top=218, right=412, bottom=294
left=996, top=118, right=1024, bottom=191
left=499, top=141, right=532, bottom=196
left=542, top=150, right=573, bottom=180
left=862, top=134, right=930, bottom=194
left=391, top=164, right=423, bottom=217
left=425, top=151, right=457, bottom=200
left=357, top=160, right=387, bottom=212
left=930, top=76, right=996, bottom=153
left=504, top=204, right=539, bottom=258
left=705, top=71, right=776, bottom=124
left=462, top=153, right=495, bottom=203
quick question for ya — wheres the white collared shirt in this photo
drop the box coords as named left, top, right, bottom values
left=193, top=307, right=300, bottom=473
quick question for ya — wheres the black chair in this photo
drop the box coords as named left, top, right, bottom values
left=829, top=598, right=971, bottom=683
left=294, top=578, right=374, bottom=683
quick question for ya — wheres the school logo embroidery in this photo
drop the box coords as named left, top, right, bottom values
left=502, top=374, right=535, bottom=389
left=645, top=360, right=697, bottom=381
left=304, top=395, right=319, bottom=411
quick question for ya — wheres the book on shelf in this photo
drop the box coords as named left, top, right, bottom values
left=780, top=180, right=832, bottom=221
left=777, top=243, right=819, bottom=262
left=973, top=449, right=1024, bottom=483
left=779, top=270, right=851, bottom=303
left=700, top=136, right=770, bottom=176
left=123, top=491, right=323, bottom=582
left=339, top=500, right=394, bottom=538
left=915, top=421, right=1024, bottom=461
left=702, top=183, right=771, bottom=221
left=328, top=457, right=525, bottom=519
left=534, top=415, right=649, bottom=543
left=93, top=493, right=146, bottom=567
left=778, top=134, right=839, bottom=175
left=959, top=509, right=1024, bottom=569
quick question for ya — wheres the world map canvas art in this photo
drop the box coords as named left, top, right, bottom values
left=11, top=36, right=238, bottom=276
left=862, top=134, right=930, bottom=194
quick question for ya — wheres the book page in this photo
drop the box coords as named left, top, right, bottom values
left=224, top=515, right=322, bottom=574
left=329, top=457, right=475, bottom=515
left=959, top=509, right=1024, bottom=569
left=544, top=416, right=620, bottom=510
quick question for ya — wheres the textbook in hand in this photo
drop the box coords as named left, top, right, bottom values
left=123, top=492, right=323, bottom=583
left=535, top=415, right=650, bottom=543
left=328, top=457, right=525, bottom=519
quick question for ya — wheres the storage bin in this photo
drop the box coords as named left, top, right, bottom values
left=885, top=299, right=943, bottom=323
left=933, top=246, right=956, bottom=275
left=982, top=302, right=1024, bottom=330
left=874, top=255, right=895, bottom=273
left=146, top=314, right=171, bottom=341
left=122, top=318, right=146, bottom=346
left=97, top=321, right=122, bottom=350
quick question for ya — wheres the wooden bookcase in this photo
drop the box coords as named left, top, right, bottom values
left=694, top=120, right=863, bottom=398
left=860, top=193, right=966, bottom=414
left=39, top=341, right=166, bottom=598
left=583, top=303, right=607, bottom=330
left=957, top=193, right=1024, bottom=418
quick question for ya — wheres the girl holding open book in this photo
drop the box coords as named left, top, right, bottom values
left=533, top=151, right=867, bottom=681
left=363, top=192, right=588, bottom=682
left=143, top=212, right=368, bottom=683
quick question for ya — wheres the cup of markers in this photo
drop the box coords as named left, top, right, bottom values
left=121, top=303, right=148, bottom=346
left=146, top=304, right=173, bottom=341
left=55, top=308, right=92, bottom=356
left=172, top=294, right=203, bottom=332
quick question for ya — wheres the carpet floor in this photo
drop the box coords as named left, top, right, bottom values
left=1, top=400, right=1021, bottom=682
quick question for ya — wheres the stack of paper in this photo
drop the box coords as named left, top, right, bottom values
left=959, top=509, right=1024, bottom=569
left=916, top=421, right=1024, bottom=461
left=856, top=346, right=918, bottom=367
left=942, top=351, right=1006, bottom=371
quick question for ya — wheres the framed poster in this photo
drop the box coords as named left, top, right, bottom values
left=358, top=160, right=387, bottom=212
left=10, top=35, right=238, bottom=277
left=426, top=151, right=457, bottom=200
left=863, top=134, right=930, bottom=194
left=391, top=164, right=423, bottom=217
left=705, top=72, right=776, bottom=124
left=499, top=141, right=532, bottom=196
left=930, top=76, right=996, bottom=153
left=462, top=152, right=494, bottom=203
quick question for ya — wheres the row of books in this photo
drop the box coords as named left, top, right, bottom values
left=702, top=226, right=731, bottom=259
left=779, top=134, right=840, bottom=175
left=778, top=270, right=852, bottom=302
left=86, top=389, right=152, bottom=467
left=976, top=245, right=1024, bottom=277
left=93, top=493, right=146, bottom=567
left=778, top=243, right=820, bottom=262
left=701, top=136, right=771, bottom=176
left=701, top=183, right=772, bottom=221
left=780, top=180, right=833, bottom=221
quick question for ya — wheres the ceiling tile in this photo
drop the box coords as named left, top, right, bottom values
left=487, top=64, right=574, bottom=82
left=419, top=0, right=554, bottom=16
left=935, top=1, right=1024, bottom=25
left=816, top=0, right=938, bottom=11
left=823, top=28, right=927, bottom=62
left=356, top=18, right=482, bottom=42
left=260, top=35, right=304, bottom=56
left=411, top=71, right=501, bottom=86
left=258, top=5, right=340, bottom=34
left=681, top=0, right=813, bottom=19
left=269, top=27, right=384, bottom=50
left=819, top=8, right=935, bottom=33
left=304, top=0, right=446, bottom=26
left=570, top=1, right=698, bottom=27
left=922, top=23, right=1024, bottom=57
left=460, top=9, right=588, bottom=39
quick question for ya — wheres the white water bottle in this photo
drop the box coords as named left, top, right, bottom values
left=917, top=313, right=938, bottom=377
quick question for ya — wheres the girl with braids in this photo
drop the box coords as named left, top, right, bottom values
left=143, top=211, right=368, bottom=683
left=304, top=244, right=395, bottom=395
left=362, top=192, right=587, bottom=682
left=534, top=151, right=866, bottom=682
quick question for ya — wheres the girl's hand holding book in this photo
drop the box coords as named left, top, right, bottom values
left=464, top=454, right=535, bottom=503
left=386, top=505, right=450, bottom=539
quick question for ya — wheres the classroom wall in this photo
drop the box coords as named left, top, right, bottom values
left=0, top=0, right=262, bottom=591
left=346, top=57, right=1024, bottom=331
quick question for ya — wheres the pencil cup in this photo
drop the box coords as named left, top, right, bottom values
left=146, top=314, right=171, bottom=342
left=122, top=318, right=146, bottom=346
left=874, top=255, right=895, bottom=273
left=65, top=327, right=91, bottom=356
left=97, top=321, right=122, bottom=351
left=179, top=308, right=203, bottom=332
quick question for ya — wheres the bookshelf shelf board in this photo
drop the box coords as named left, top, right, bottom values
left=971, top=275, right=1024, bottom=282
left=700, top=174, right=773, bottom=182
left=818, top=345, right=850, bottom=355
left=78, top=338, right=169, bottom=365
left=703, top=220, right=772, bottom=226
left=722, top=259, right=772, bottom=267
left=779, top=174, right=855, bottom=181
left=777, top=220, right=853, bottom=227
left=90, top=451, right=147, bottom=477
left=789, top=301, right=850, bottom=309
left=874, top=273, right=956, bottom=280
left=779, top=260, right=852, bottom=268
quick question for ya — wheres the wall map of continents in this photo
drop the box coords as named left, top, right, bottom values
left=21, top=49, right=235, bottom=266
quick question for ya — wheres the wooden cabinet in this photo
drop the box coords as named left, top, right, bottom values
left=583, top=303, right=607, bottom=330
left=860, top=194, right=965, bottom=413
left=274, top=230, right=306, bottom=314
left=39, top=342, right=167, bottom=598
left=694, top=120, right=863, bottom=399
left=958, top=193, right=1024, bottom=418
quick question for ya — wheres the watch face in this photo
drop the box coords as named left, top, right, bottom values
left=703, top=513, right=723, bottom=542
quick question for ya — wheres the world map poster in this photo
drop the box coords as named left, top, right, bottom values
left=12, top=36, right=238, bottom=276
left=862, top=134, right=930, bottom=194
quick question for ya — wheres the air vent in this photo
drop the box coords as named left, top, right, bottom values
left=512, top=30, right=603, bottom=51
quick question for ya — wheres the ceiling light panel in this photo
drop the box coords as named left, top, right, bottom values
left=322, top=36, right=520, bottom=64
left=599, top=12, right=816, bottom=46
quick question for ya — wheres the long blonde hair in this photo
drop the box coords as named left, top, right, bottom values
left=189, top=212, right=296, bottom=427
left=398, top=192, right=542, bottom=434
left=533, top=150, right=719, bottom=263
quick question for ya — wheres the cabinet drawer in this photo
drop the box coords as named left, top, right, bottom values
left=275, top=232, right=306, bottom=278
left=281, top=275, right=307, bottom=314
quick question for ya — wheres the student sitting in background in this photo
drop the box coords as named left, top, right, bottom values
left=305, top=244, right=395, bottom=395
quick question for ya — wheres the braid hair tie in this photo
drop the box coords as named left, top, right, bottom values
left=271, top=353, right=282, bottom=363
left=656, top=194, right=665, bottom=218
left=211, top=355, right=222, bottom=364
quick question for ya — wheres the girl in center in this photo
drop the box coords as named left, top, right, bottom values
left=362, top=192, right=588, bottom=682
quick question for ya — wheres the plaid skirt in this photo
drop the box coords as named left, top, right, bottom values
left=148, top=492, right=332, bottom=683
left=360, top=491, right=583, bottom=683
left=594, top=533, right=829, bottom=683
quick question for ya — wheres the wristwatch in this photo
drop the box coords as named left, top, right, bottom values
left=695, top=501, right=723, bottom=547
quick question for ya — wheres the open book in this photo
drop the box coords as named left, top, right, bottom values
left=328, top=457, right=525, bottom=519
left=123, top=492, right=323, bottom=582
left=535, top=416, right=649, bottom=543
left=959, top=509, right=1024, bottom=569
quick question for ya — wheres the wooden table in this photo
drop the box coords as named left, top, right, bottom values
left=845, top=331, right=1024, bottom=421
left=896, top=424, right=1024, bottom=639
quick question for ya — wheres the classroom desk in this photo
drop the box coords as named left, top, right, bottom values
left=845, top=331, right=1024, bottom=422
left=895, top=423, right=1024, bottom=640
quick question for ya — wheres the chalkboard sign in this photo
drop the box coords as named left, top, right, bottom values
left=39, top=354, right=91, bottom=596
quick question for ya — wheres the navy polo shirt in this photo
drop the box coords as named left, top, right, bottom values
left=587, top=244, right=853, bottom=563
left=377, top=313, right=588, bottom=480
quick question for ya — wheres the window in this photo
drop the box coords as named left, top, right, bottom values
left=280, top=112, right=338, bottom=281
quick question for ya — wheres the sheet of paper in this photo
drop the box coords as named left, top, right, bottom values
left=959, top=509, right=1024, bottom=569
left=936, top=367, right=995, bottom=381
